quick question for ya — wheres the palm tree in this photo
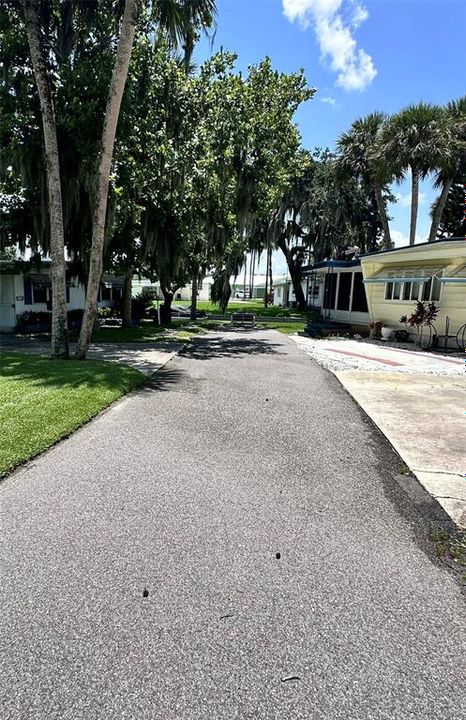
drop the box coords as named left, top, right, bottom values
left=337, top=112, right=392, bottom=249
left=428, top=96, right=466, bottom=242
left=155, top=0, right=216, bottom=74
left=376, top=102, right=449, bottom=246
left=22, top=0, right=69, bottom=358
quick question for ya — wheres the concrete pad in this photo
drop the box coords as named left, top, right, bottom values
left=336, top=370, right=466, bottom=527
left=437, top=498, right=466, bottom=528
left=0, top=336, right=179, bottom=377
left=86, top=342, right=179, bottom=376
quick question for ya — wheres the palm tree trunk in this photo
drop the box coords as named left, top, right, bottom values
left=76, top=0, right=138, bottom=359
left=428, top=178, right=453, bottom=242
left=23, top=0, right=69, bottom=359
left=409, top=168, right=420, bottom=246
left=121, top=267, right=132, bottom=328
left=374, top=185, right=391, bottom=249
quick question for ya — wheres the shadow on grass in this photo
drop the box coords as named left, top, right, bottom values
left=0, top=351, right=145, bottom=391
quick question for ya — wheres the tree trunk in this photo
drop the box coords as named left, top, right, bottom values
left=290, top=269, right=306, bottom=309
left=76, top=0, right=138, bottom=359
left=190, top=273, right=198, bottom=320
left=264, top=249, right=269, bottom=308
left=23, top=0, right=69, bottom=359
left=249, top=250, right=256, bottom=299
left=242, top=256, right=247, bottom=298
left=268, top=243, right=274, bottom=304
left=409, top=168, right=420, bottom=246
left=374, top=185, right=392, bottom=249
left=121, top=267, right=132, bottom=327
left=264, top=242, right=272, bottom=307
left=428, top=178, right=453, bottom=242
left=276, top=236, right=306, bottom=310
left=160, top=289, right=173, bottom=325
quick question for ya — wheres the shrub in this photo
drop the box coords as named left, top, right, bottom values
left=369, top=320, right=383, bottom=339
left=98, top=306, right=113, bottom=319
left=394, top=329, right=410, bottom=342
left=131, top=293, right=150, bottom=322
left=400, top=301, right=439, bottom=348
left=17, top=311, right=51, bottom=327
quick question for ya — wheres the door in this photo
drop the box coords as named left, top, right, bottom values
left=0, top=276, right=16, bottom=329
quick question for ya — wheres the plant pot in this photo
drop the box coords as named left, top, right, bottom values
left=381, top=326, right=393, bottom=341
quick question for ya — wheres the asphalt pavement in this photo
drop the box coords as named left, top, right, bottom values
left=1, top=329, right=465, bottom=720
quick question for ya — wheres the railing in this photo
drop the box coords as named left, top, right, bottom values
left=203, top=314, right=306, bottom=324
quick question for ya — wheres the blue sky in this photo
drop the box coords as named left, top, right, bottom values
left=196, top=0, right=465, bottom=271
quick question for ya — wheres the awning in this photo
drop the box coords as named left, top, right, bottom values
left=439, top=264, right=466, bottom=283
left=364, top=265, right=446, bottom=284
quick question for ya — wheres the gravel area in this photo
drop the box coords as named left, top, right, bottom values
left=292, top=335, right=464, bottom=375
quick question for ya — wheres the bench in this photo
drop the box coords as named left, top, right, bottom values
left=231, top=312, right=255, bottom=327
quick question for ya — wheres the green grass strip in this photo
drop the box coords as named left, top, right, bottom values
left=0, top=352, right=145, bottom=475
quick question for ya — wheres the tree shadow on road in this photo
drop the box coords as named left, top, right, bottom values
left=144, top=366, right=187, bottom=392
left=180, top=332, right=284, bottom=361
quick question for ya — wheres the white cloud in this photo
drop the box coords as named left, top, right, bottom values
left=350, top=1, right=369, bottom=28
left=320, top=95, right=340, bottom=108
left=391, top=230, right=428, bottom=248
left=282, top=0, right=377, bottom=91
left=395, top=192, right=426, bottom=208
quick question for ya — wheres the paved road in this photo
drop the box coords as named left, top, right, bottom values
left=1, top=329, right=465, bottom=720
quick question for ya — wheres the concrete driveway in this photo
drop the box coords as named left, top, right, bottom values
left=293, top=336, right=466, bottom=527
left=1, top=329, right=465, bottom=719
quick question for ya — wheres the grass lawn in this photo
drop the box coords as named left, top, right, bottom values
left=175, top=300, right=310, bottom=318
left=91, top=321, right=207, bottom=344
left=256, top=321, right=305, bottom=334
left=91, top=318, right=303, bottom=343
left=0, top=352, right=145, bottom=475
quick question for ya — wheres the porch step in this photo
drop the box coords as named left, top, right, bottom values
left=306, top=320, right=349, bottom=337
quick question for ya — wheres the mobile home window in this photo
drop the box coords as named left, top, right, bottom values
left=384, top=277, right=441, bottom=302
left=430, top=276, right=441, bottom=301
left=32, top=280, right=51, bottom=304
left=402, top=282, right=412, bottom=300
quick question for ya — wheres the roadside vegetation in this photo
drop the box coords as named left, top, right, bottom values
left=0, top=352, right=145, bottom=475
left=431, top=529, right=466, bottom=583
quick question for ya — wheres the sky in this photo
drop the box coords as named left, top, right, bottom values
left=196, top=0, right=466, bottom=274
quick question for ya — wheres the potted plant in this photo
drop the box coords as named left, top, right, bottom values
left=369, top=320, right=384, bottom=339
left=400, top=301, right=439, bottom=348
left=380, top=324, right=394, bottom=341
